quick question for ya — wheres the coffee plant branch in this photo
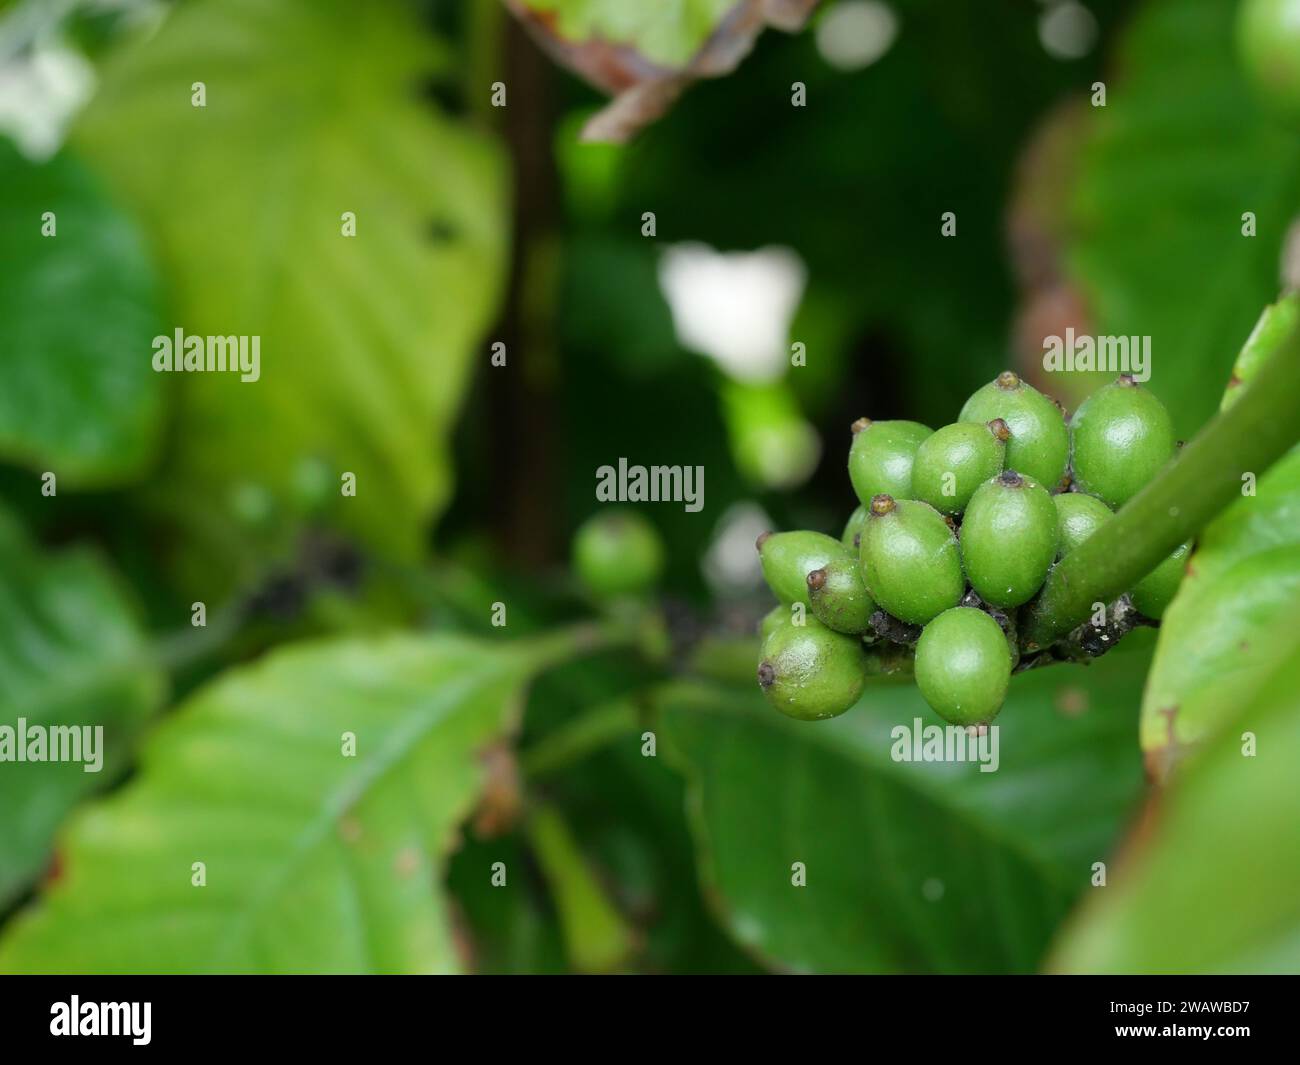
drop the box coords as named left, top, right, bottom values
left=1021, top=324, right=1300, bottom=650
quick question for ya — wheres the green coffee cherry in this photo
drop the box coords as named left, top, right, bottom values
left=847, top=418, right=932, bottom=504
left=572, top=509, right=665, bottom=597
left=961, top=471, right=1057, bottom=608
left=1131, top=541, right=1192, bottom=619
left=959, top=371, right=1069, bottom=488
left=757, top=530, right=848, bottom=607
left=1052, top=492, right=1113, bottom=559
left=858, top=495, right=964, bottom=625
left=1238, top=0, right=1300, bottom=119
left=915, top=607, right=1011, bottom=726
left=841, top=504, right=868, bottom=550
left=910, top=419, right=1009, bottom=515
left=807, top=557, right=876, bottom=635
left=757, top=615, right=869, bottom=720
left=1070, top=375, right=1175, bottom=507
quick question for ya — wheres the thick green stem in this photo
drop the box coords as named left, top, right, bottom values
left=1021, top=326, right=1300, bottom=649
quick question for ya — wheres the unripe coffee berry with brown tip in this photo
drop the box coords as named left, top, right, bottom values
left=757, top=530, right=849, bottom=607
left=757, top=615, right=870, bottom=720
left=959, top=370, right=1069, bottom=488
left=960, top=471, right=1057, bottom=608
left=1070, top=375, right=1176, bottom=507
left=858, top=494, right=964, bottom=625
left=847, top=418, right=932, bottom=504
left=807, top=557, right=876, bottom=635
left=910, top=418, right=1010, bottom=515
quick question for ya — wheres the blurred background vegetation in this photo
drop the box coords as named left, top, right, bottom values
left=0, top=0, right=1296, bottom=974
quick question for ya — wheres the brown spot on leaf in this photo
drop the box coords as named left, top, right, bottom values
left=394, top=847, right=421, bottom=878
left=1054, top=686, right=1088, bottom=717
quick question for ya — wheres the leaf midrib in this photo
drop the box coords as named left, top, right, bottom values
left=205, top=657, right=510, bottom=971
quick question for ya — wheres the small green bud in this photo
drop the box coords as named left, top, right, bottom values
left=757, top=530, right=848, bottom=606
left=961, top=471, right=1057, bottom=608
left=1131, top=541, right=1192, bottom=619
left=959, top=371, right=1069, bottom=488
left=1052, top=492, right=1113, bottom=559
left=757, top=615, right=870, bottom=720
left=1070, top=376, right=1176, bottom=507
left=859, top=495, right=964, bottom=625
left=807, top=557, right=877, bottom=634
left=910, top=419, right=1009, bottom=515
left=847, top=418, right=932, bottom=505
left=915, top=607, right=1011, bottom=726
left=572, top=509, right=665, bottom=597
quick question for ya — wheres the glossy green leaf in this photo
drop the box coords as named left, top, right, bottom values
left=0, top=140, right=163, bottom=485
left=660, top=647, right=1150, bottom=973
left=72, top=0, right=507, bottom=581
left=0, top=521, right=165, bottom=906
left=0, top=633, right=560, bottom=974
left=1066, top=0, right=1300, bottom=435
left=1053, top=643, right=1300, bottom=973
left=1141, top=448, right=1300, bottom=769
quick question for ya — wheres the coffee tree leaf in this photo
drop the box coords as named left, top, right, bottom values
left=72, top=0, right=508, bottom=588
left=659, top=649, right=1149, bottom=973
left=0, top=633, right=562, bottom=973
left=0, top=140, right=164, bottom=486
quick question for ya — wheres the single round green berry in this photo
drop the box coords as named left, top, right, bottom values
left=915, top=607, right=1011, bottom=726
left=1070, top=375, right=1176, bottom=507
left=1052, top=492, right=1113, bottom=559
left=961, top=471, right=1058, bottom=608
left=757, top=530, right=848, bottom=606
left=1131, top=541, right=1192, bottom=619
left=757, top=615, right=869, bottom=721
left=807, top=558, right=877, bottom=635
left=910, top=419, right=1009, bottom=515
left=959, top=371, right=1069, bottom=488
left=847, top=418, right=932, bottom=505
left=1238, top=0, right=1300, bottom=119
left=841, top=504, right=868, bottom=550
left=858, top=495, right=964, bottom=625
left=572, top=510, right=665, bottom=597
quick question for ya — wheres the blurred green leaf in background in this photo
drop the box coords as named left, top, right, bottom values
left=71, top=0, right=509, bottom=591
left=0, top=633, right=566, bottom=974
left=0, top=509, right=165, bottom=908
left=0, top=140, right=163, bottom=485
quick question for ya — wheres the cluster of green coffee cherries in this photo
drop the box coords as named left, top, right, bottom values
left=757, top=371, right=1188, bottom=727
